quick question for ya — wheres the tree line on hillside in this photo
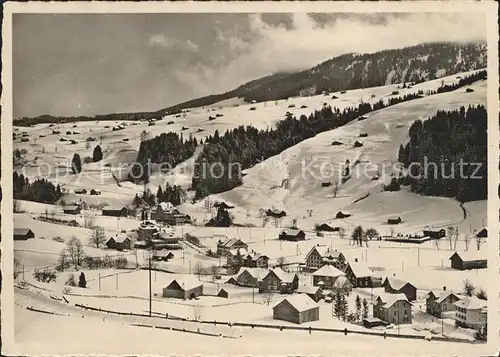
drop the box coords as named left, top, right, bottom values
left=13, top=171, right=62, bottom=204
left=397, top=105, right=487, bottom=202
left=189, top=90, right=445, bottom=199
left=14, top=109, right=182, bottom=127
left=132, top=182, right=187, bottom=207
left=129, top=132, right=198, bottom=183
left=429, top=70, right=487, bottom=95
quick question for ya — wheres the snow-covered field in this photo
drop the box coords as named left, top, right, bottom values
left=13, top=70, right=489, bottom=351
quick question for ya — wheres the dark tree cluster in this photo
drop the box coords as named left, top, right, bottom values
left=397, top=105, right=487, bottom=202
left=13, top=171, right=62, bottom=204
left=191, top=91, right=431, bottom=199
left=205, top=206, right=233, bottom=227
left=156, top=182, right=186, bottom=206
left=129, top=132, right=197, bottom=183
left=428, top=70, right=487, bottom=95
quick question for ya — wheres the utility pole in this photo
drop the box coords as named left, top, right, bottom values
left=418, top=248, right=420, bottom=267
left=99, top=273, right=101, bottom=291
left=189, top=260, right=192, bottom=274
left=116, top=273, right=118, bottom=290
left=441, top=314, right=444, bottom=335
left=149, top=252, right=152, bottom=316
left=22, top=265, right=25, bottom=281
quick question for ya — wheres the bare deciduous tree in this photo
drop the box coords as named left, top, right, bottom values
left=89, top=226, right=106, bottom=248
left=264, top=292, right=273, bottom=306
left=276, top=256, right=288, bottom=271
left=209, top=265, right=219, bottom=280
left=192, top=304, right=204, bottom=321
left=66, top=236, right=85, bottom=269
left=84, top=214, right=95, bottom=229
left=193, top=261, right=204, bottom=278
left=338, top=227, right=346, bottom=240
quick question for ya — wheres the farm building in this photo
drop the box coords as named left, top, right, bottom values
left=354, top=141, right=364, bottom=147
left=382, top=276, right=417, bottom=301
left=90, top=189, right=101, bottom=195
left=242, top=252, right=269, bottom=269
left=137, top=221, right=160, bottom=241
left=63, top=205, right=82, bottom=215
left=102, top=207, right=128, bottom=217
left=317, top=223, right=339, bottom=232
left=344, top=259, right=373, bottom=288
left=426, top=288, right=462, bottom=318
left=14, top=228, right=35, bottom=241
left=74, top=188, right=87, bottom=194
left=304, top=246, right=347, bottom=272
left=422, top=228, right=446, bottom=239
left=214, top=202, right=234, bottom=209
left=105, top=235, right=131, bottom=251
left=153, top=251, right=174, bottom=261
left=336, top=211, right=351, bottom=219
left=454, top=296, right=487, bottom=330
left=266, top=208, right=287, bottom=218
left=156, top=233, right=180, bottom=245
left=235, top=267, right=269, bottom=287
left=272, top=294, right=320, bottom=324
left=162, top=277, right=203, bottom=300
left=216, top=238, right=248, bottom=257
left=387, top=217, right=402, bottom=225
left=331, top=276, right=353, bottom=293
left=321, top=182, right=332, bottom=187
left=203, top=285, right=229, bottom=298
left=312, top=265, right=345, bottom=289
left=259, top=268, right=299, bottom=294
left=449, top=251, right=487, bottom=270
left=278, top=228, right=306, bottom=241
left=296, top=285, right=322, bottom=302
left=476, top=228, right=487, bottom=238
left=372, top=293, right=412, bottom=324
left=331, top=140, right=343, bottom=146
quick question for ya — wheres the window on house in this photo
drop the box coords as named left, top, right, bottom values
left=443, top=304, right=447, bottom=310
left=394, top=311, right=397, bottom=316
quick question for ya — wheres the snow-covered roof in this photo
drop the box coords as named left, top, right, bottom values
left=347, top=261, right=372, bottom=278
left=157, top=201, right=175, bottom=211
left=228, top=248, right=248, bottom=256
left=270, top=267, right=296, bottom=283
left=312, top=264, right=345, bottom=278
left=454, top=296, right=486, bottom=310
left=274, top=294, right=319, bottom=313
left=63, top=205, right=80, bottom=211
left=450, top=250, right=487, bottom=262
left=306, top=245, right=343, bottom=260
left=237, top=267, right=268, bottom=280
left=376, top=293, right=411, bottom=308
left=14, top=228, right=33, bottom=235
left=165, top=276, right=203, bottom=291
left=383, top=277, right=414, bottom=291
left=297, top=285, right=321, bottom=295
left=332, top=276, right=352, bottom=289
left=279, top=228, right=304, bottom=236
left=219, top=238, right=246, bottom=248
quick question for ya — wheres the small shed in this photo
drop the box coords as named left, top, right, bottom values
left=14, top=228, right=35, bottom=241
left=217, top=288, right=229, bottom=298
left=388, top=216, right=402, bottom=225
left=321, top=182, right=332, bottom=187
left=382, top=276, right=417, bottom=301
left=476, top=228, right=487, bottom=239
left=331, top=140, right=343, bottom=146
left=353, top=141, right=364, bottom=148
left=317, top=223, right=339, bottom=232
left=63, top=205, right=82, bottom=215
left=102, top=207, right=128, bottom=217
left=359, top=133, right=368, bottom=138
left=336, top=211, right=351, bottom=219
left=296, top=286, right=322, bottom=302
left=273, top=294, right=320, bottom=324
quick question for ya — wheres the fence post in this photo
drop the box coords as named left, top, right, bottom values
left=280, top=326, right=283, bottom=331
left=309, top=327, right=312, bottom=334
left=384, top=331, right=387, bottom=339
left=344, top=328, right=347, bottom=336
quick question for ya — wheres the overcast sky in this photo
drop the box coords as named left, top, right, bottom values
left=13, top=12, right=486, bottom=118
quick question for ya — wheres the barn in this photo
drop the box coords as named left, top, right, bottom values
left=105, top=235, right=131, bottom=251
left=278, top=229, right=306, bottom=241
left=14, top=228, right=35, bottom=241
left=317, top=223, right=339, bottom=232
left=102, top=207, right=129, bottom=217
left=336, top=211, right=351, bottom=219
left=273, top=294, right=320, bottom=324
left=382, top=276, right=417, bottom=301
left=449, top=251, right=487, bottom=270
left=162, top=277, right=203, bottom=300
left=63, top=205, right=82, bottom=215
left=387, top=216, right=402, bottom=225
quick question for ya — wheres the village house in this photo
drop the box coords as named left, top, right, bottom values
left=235, top=267, right=269, bottom=287
left=344, top=259, right=373, bottom=288
left=105, top=235, right=131, bottom=251
left=296, top=285, right=322, bottom=302
left=331, top=276, right=353, bottom=293
left=14, top=228, right=35, bottom=241
left=203, top=284, right=229, bottom=298
left=153, top=251, right=174, bottom=261
left=372, top=293, right=413, bottom=324
left=304, top=245, right=348, bottom=272
left=150, top=202, right=191, bottom=225
left=162, top=277, right=203, bottom=300
left=426, top=288, right=462, bottom=318
left=102, top=206, right=129, bottom=217
left=242, top=251, right=269, bottom=269
left=213, top=202, right=234, bottom=209
left=216, top=238, right=248, bottom=257
left=449, top=251, right=487, bottom=270
left=137, top=221, right=160, bottom=241
left=336, top=211, right=351, bottom=219
left=266, top=208, right=287, bottom=218
left=382, top=276, right=417, bottom=301
left=312, top=265, right=346, bottom=289
left=278, top=228, right=306, bottom=241
left=259, top=268, right=299, bottom=294
left=454, top=296, right=487, bottom=330
left=273, top=294, right=320, bottom=324
left=74, top=188, right=87, bottom=194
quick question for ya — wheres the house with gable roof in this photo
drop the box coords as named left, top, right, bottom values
left=454, top=296, right=487, bottom=330
left=216, top=237, right=248, bottom=257
left=426, top=287, right=462, bottom=318
left=304, top=245, right=348, bottom=272
left=382, top=276, right=417, bottom=301
left=273, top=294, right=320, bottom=324
left=344, top=259, right=373, bottom=288
left=259, top=268, right=299, bottom=294
left=372, top=293, right=413, bottom=324
left=312, top=264, right=345, bottom=289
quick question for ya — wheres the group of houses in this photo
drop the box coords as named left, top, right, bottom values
left=161, top=276, right=228, bottom=300
left=133, top=220, right=183, bottom=251
left=147, top=201, right=191, bottom=225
